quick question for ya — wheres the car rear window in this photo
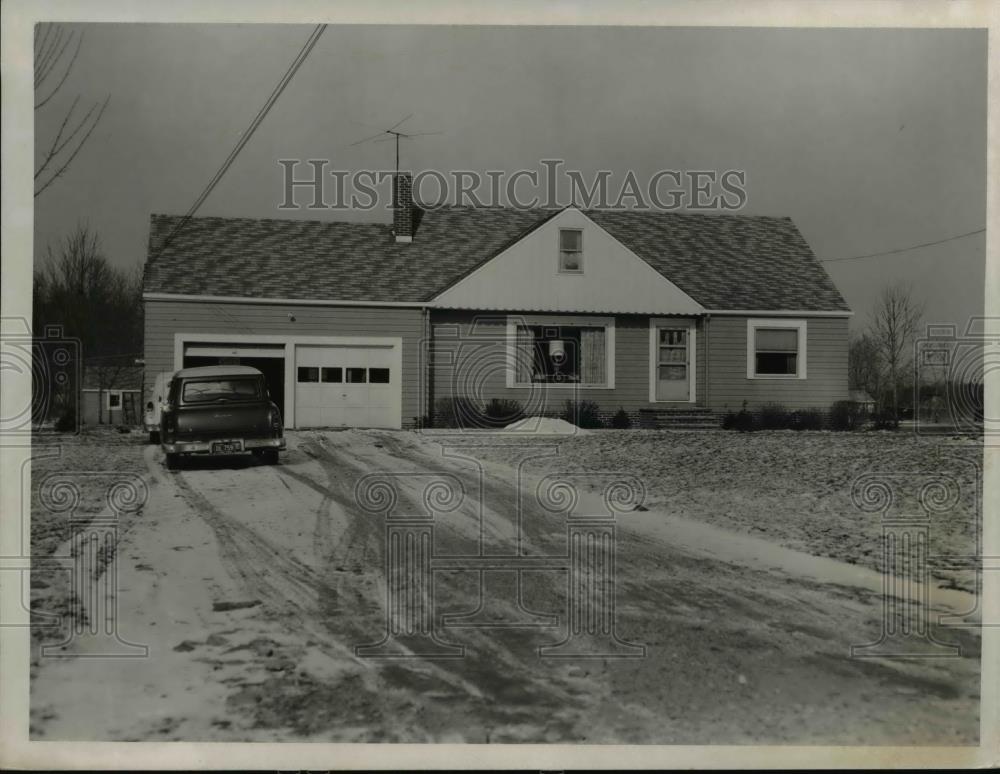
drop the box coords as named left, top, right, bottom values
left=182, top=378, right=262, bottom=403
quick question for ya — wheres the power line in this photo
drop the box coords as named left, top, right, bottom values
left=822, top=228, right=985, bottom=264
left=152, top=24, right=327, bottom=259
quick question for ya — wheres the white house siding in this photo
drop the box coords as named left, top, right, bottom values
left=145, top=302, right=848, bottom=427
left=429, top=310, right=707, bottom=418
left=143, top=299, right=425, bottom=427
left=703, top=314, right=849, bottom=411
left=431, top=208, right=704, bottom=316
left=430, top=310, right=847, bottom=418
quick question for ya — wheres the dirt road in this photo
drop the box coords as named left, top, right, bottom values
left=31, top=430, right=981, bottom=743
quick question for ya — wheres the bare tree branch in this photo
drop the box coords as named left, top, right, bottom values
left=34, top=24, right=59, bottom=75
left=867, top=283, right=924, bottom=420
left=35, top=95, right=109, bottom=198
left=848, top=331, right=881, bottom=399
left=35, top=26, right=68, bottom=88
left=34, top=224, right=145, bottom=364
left=34, top=23, right=51, bottom=64
left=51, top=98, right=100, bottom=159
left=39, top=97, right=104, bottom=173
left=34, top=24, right=109, bottom=198
left=35, top=94, right=79, bottom=180
left=35, top=32, right=83, bottom=109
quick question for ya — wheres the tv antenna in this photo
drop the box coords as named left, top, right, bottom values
left=348, top=114, right=442, bottom=172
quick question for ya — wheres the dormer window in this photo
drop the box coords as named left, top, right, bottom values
left=559, top=229, right=583, bottom=273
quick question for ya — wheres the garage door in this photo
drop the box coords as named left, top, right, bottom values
left=294, top=344, right=399, bottom=429
left=183, top=343, right=286, bottom=422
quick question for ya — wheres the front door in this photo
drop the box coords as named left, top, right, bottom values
left=655, top=327, right=690, bottom=401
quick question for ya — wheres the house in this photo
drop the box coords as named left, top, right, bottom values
left=142, top=173, right=850, bottom=429
left=81, top=363, right=144, bottom=426
left=848, top=389, right=876, bottom=413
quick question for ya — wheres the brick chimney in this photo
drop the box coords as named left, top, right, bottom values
left=393, top=172, right=413, bottom=243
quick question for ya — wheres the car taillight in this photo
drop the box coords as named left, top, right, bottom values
left=162, top=410, right=177, bottom=442
left=268, top=408, right=282, bottom=437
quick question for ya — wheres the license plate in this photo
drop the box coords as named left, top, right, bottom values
left=211, top=440, right=243, bottom=454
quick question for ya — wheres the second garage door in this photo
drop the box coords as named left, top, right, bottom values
left=295, top=344, right=400, bottom=429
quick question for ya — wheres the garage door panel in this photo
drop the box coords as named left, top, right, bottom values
left=320, top=406, right=345, bottom=427
left=340, top=385, right=367, bottom=408
left=294, top=344, right=399, bottom=429
left=296, top=406, right=322, bottom=427
left=297, top=385, right=319, bottom=409
left=368, top=385, right=394, bottom=407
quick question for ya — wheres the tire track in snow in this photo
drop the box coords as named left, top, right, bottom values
left=337, top=430, right=566, bottom=555
left=168, top=469, right=356, bottom=653
left=160, top=437, right=607, bottom=737
left=300, top=433, right=594, bottom=723
left=166, top=440, right=496, bottom=710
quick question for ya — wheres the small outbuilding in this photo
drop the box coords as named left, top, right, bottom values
left=848, top=389, right=876, bottom=413
left=81, top=364, right=144, bottom=426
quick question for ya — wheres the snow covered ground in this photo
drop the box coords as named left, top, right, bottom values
left=29, top=428, right=982, bottom=743
left=443, top=428, right=982, bottom=592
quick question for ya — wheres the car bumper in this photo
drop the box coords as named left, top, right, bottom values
left=162, top=437, right=285, bottom=454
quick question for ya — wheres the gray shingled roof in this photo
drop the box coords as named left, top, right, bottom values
left=143, top=207, right=849, bottom=312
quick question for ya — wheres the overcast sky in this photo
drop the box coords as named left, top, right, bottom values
left=34, top=24, right=986, bottom=330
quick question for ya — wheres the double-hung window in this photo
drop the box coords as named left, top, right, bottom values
left=747, top=319, right=807, bottom=379
left=558, top=229, right=583, bottom=273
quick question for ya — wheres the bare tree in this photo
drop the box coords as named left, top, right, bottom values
left=36, top=226, right=143, bottom=355
left=34, top=23, right=110, bottom=198
left=848, top=331, right=882, bottom=401
left=33, top=225, right=143, bottom=423
left=869, top=283, right=924, bottom=421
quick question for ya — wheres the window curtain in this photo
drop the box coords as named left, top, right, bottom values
left=580, top=327, right=606, bottom=384
left=515, top=325, right=535, bottom=383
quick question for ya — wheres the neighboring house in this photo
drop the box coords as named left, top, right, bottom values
left=848, top=389, right=876, bottom=413
left=142, top=173, right=850, bottom=429
left=81, top=364, right=143, bottom=426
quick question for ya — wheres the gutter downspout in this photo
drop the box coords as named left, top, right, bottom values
left=422, top=306, right=431, bottom=427
left=704, top=313, right=711, bottom=409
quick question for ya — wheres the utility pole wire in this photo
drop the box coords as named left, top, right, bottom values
left=153, top=24, right=327, bottom=259
left=822, top=228, right=985, bottom=264
left=186, top=25, right=326, bottom=211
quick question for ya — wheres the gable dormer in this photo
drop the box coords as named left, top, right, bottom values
left=431, top=207, right=703, bottom=315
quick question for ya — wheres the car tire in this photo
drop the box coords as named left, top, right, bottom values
left=260, top=448, right=279, bottom=465
left=149, top=430, right=160, bottom=444
left=165, top=452, right=180, bottom=470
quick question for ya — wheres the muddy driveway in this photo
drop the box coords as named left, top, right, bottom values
left=30, top=429, right=981, bottom=744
